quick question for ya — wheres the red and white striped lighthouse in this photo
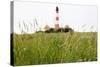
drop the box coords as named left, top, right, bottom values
left=55, top=6, right=60, bottom=30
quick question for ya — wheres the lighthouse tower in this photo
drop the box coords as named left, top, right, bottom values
left=55, top=6, right=60, bottom=30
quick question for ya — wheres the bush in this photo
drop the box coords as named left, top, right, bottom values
left=45, top=28, right=55, bottom=33
left=44, top=27, right=74, bottom=33
left=64, top=28, right=74, bottom=32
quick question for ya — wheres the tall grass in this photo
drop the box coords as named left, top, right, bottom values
left=13, top=32, right=97, bottom=66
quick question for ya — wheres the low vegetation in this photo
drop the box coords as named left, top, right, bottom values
left=13, top=32, right=97, bottom=66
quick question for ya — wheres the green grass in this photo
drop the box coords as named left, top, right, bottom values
left=13, top=32, right=97, bottom=66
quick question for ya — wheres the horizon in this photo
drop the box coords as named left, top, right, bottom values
left=14, top=2, right=98, bottom=34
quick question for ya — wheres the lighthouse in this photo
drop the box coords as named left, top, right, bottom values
left=55, top=6, right=60, bottom=30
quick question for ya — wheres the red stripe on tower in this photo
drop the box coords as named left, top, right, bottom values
left=56, top=16, right=59, bottom=21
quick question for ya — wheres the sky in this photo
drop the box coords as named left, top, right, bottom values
left=14, top=1, right=98, bottom=34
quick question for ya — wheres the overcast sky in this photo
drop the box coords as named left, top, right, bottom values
left=14, top=1, right=98, bottom=34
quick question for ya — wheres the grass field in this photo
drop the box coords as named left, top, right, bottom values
left=12, top=32, right=97, bottom=66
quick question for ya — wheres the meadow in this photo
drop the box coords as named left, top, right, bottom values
left=13, top=32, right=97, bottom=66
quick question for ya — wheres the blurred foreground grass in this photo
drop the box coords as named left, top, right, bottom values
left=13, top=32, right=97, bottom=66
